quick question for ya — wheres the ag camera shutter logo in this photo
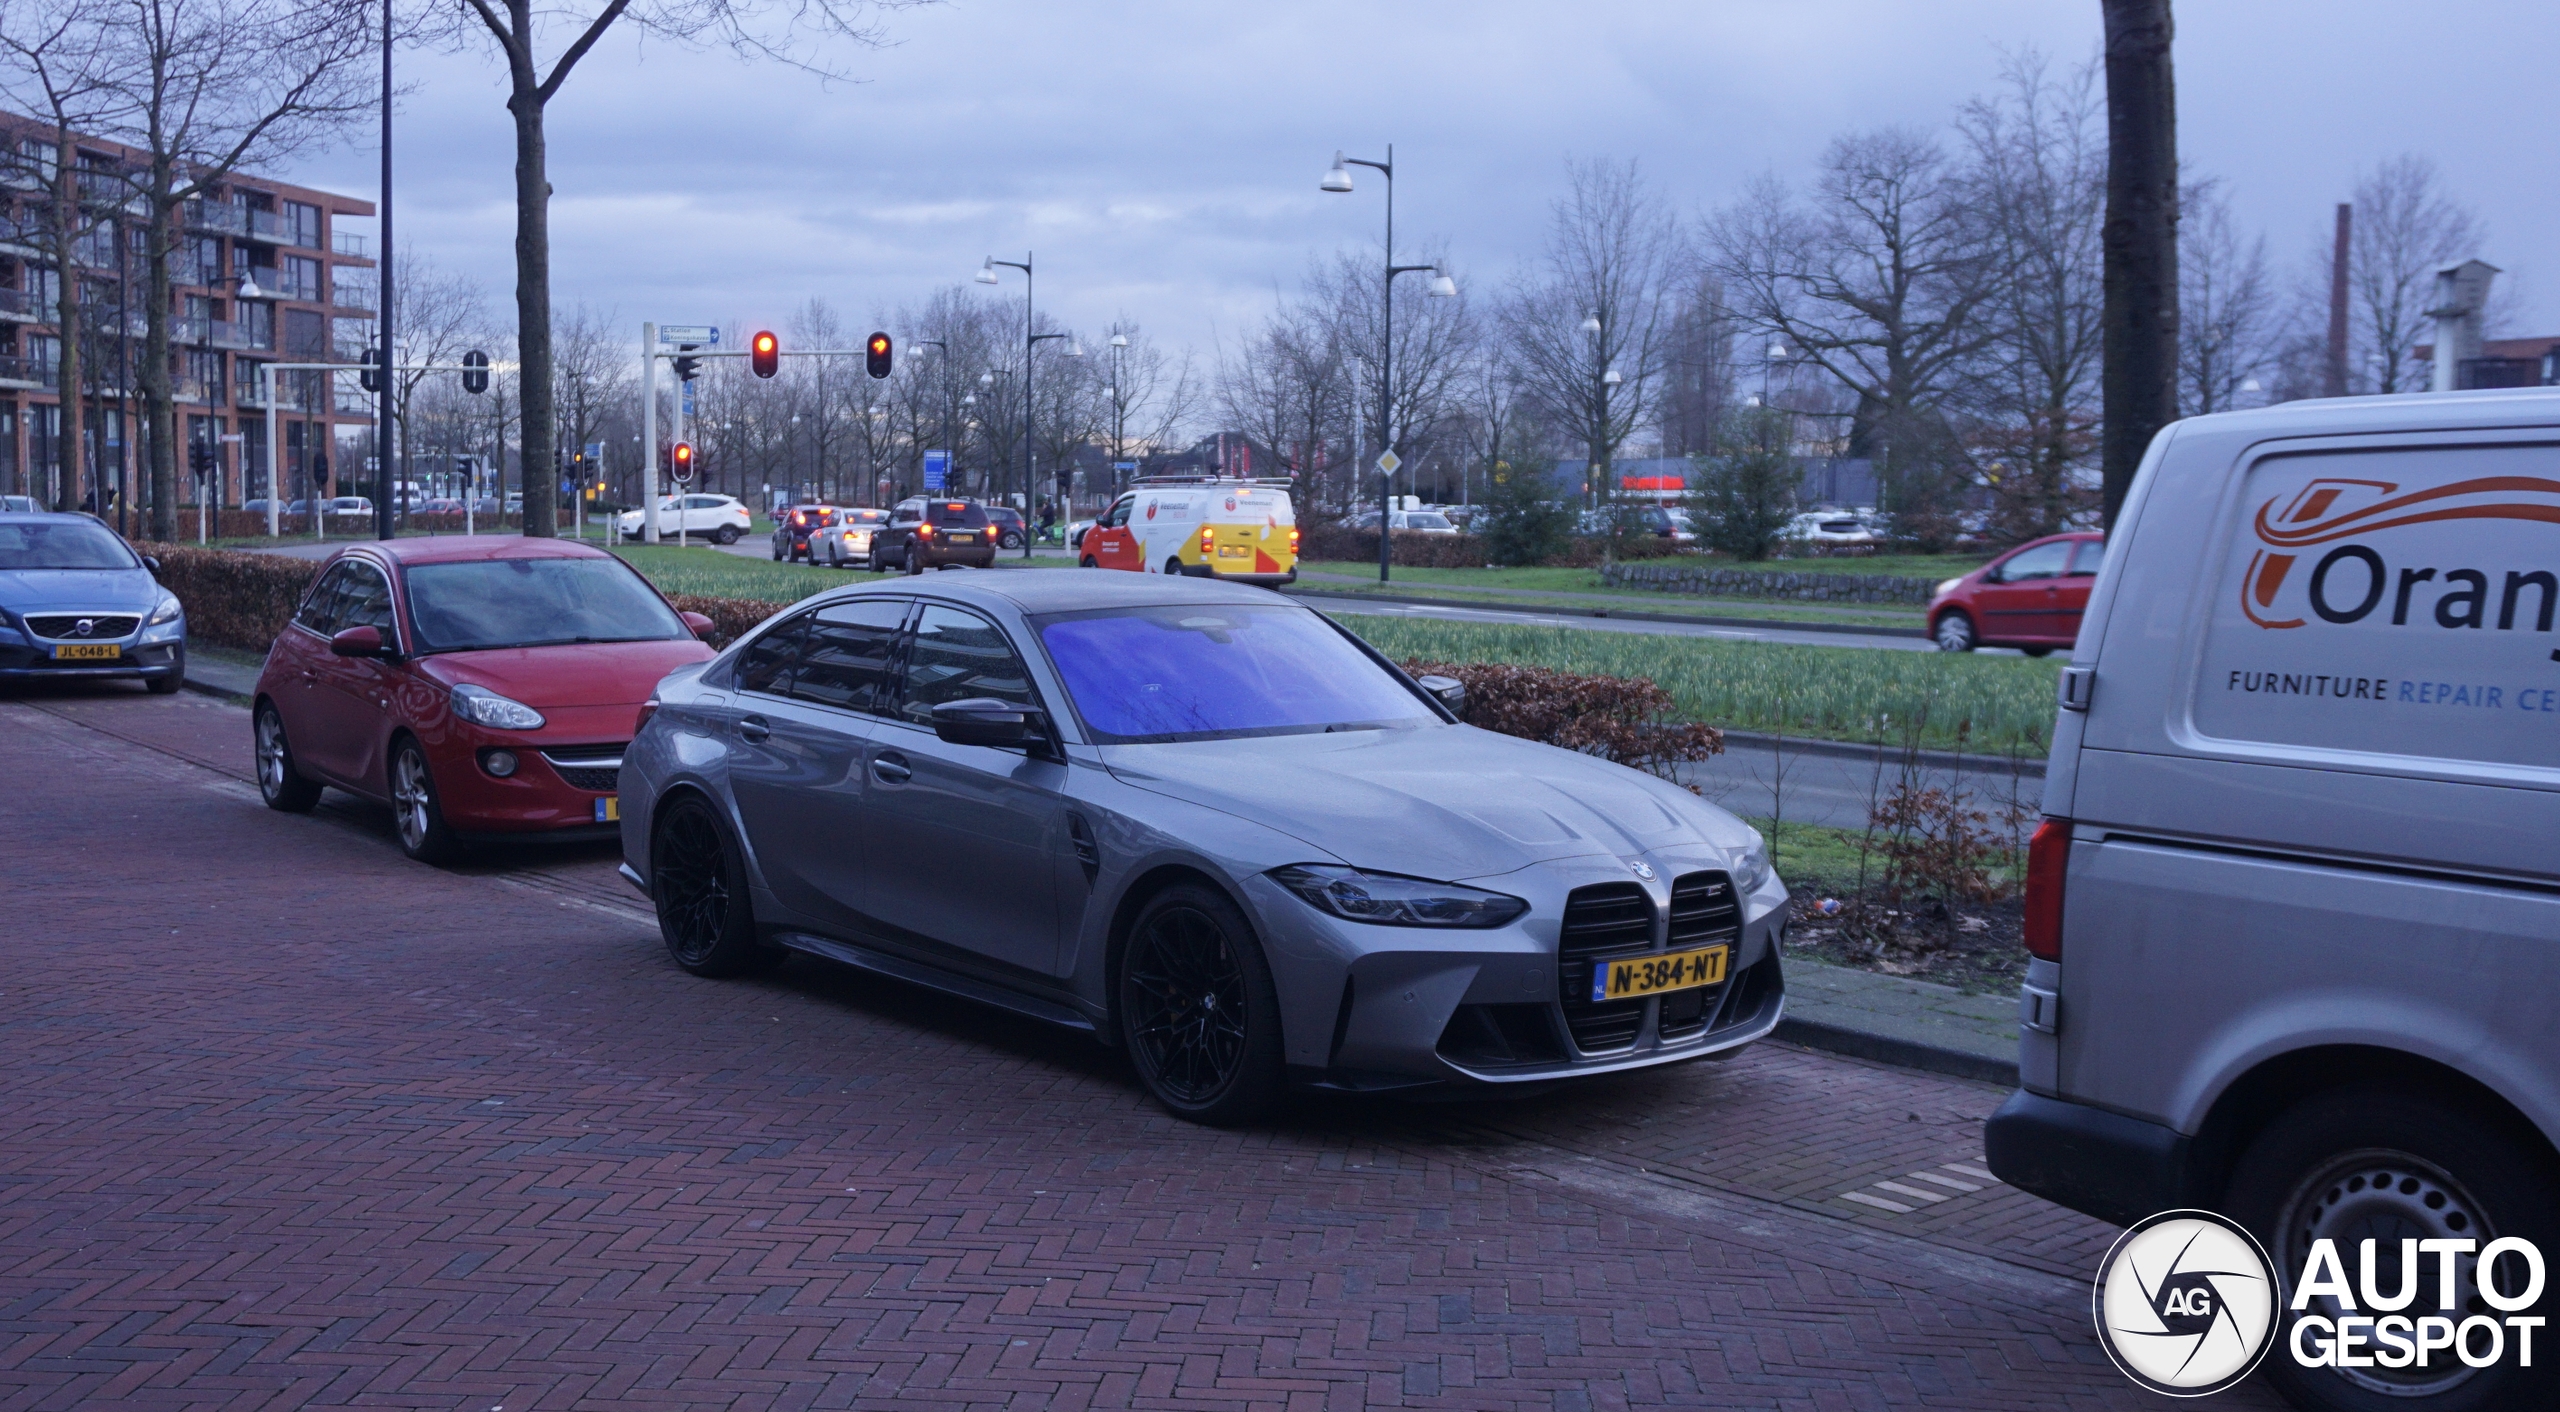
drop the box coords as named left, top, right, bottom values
left=2093, top=1210, right=2277, bottom=1395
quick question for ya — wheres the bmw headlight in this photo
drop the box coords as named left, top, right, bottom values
left=1270, top=864, right=1528, bottom=929
left=1731, top=833, right=1775, bottom=896
left=146, top=592, right=183, bottom=626
left=449, top=682, right=547, bottom=731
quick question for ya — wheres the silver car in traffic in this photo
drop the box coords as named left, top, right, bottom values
left=617, top=571, right=1786, bottom=1123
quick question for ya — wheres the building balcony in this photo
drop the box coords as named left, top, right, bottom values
left=0, top=288, right=37, bottom=321
left=330, top=284, right=374, bottom=314
left=0, top=355, right=57, bottom=390
left=186, top=201, right=250, bottom=237
left=173, top=378, right=225, bottom=407
left=331, top=231, right=368, bottom=258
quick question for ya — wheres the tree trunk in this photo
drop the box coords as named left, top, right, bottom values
left=47, top=145, right=82, bottom=513
left=143, top=168, right=180, bottom=542
left=510, top=87, right=555, bottom=538
left=2099, top=0, right=2178, bottom=531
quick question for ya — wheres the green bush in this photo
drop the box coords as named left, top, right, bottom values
left=134, top=543, right=321, bottom=650
left=1687, top=406, right=1799, bottom=560
left=1476, top=461, right=1575, bottom=567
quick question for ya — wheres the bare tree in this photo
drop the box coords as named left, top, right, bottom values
left=1705, top=130, right=2000, bottom=537
left=1095, top=317, right=1194, bottom=494
left=1217, top=295, right=1353, bottom=511
left=2343, top=154, right=2485, bottom=394
left=1315, top=243, right=1475, bottom=509
left=1961, top=48, right=2106, bottom=539
left=0, top=0, right=129, bottom=510
left=2098, top=0, right=2179, bottom=530
left=1501, top=158, right=1679, bottom=541
left=2178, top=179, right=2278, bottom=415
left=549, top=299, right=628, bottom=502
left=1655, top=272, right=1735, bottom=460
left=100, top=0, right=373, bottom=541
left=444, top=0, right=901, bottom=537
left=385, top=248, right=486, bottom=514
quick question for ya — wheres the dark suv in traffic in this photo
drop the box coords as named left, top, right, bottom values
left=871, top=497, right=998, bottom=573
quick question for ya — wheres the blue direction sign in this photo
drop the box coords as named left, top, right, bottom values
left=923, top=449, right=950, bottom=492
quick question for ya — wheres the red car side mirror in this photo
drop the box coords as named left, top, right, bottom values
left=329, top=624, right=387, bottom=658
left=679, top=611, right=716, bottom=640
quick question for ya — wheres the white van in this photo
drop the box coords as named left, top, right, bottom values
left=1078, top=476, right=1299, bottom=584
left=1987, top=389, right=2560, bottom=1411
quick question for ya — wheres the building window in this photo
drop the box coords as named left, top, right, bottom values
left=284, top=201, right=321, bottom=249
left=239, top=302, right=273, bottom=350
left=185, top=348, right=224, bottom=406
left=282, top=255, right=320, bottom=301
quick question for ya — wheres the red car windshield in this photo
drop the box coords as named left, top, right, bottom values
left=404, top=557, right=688, bottom=653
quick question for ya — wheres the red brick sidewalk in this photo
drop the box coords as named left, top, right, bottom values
left=0, top=691, right=2279, bottom=1410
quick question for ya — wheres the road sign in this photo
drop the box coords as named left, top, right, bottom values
left=681, top=381, right=696, bottom=417
left=1113, top=461, right=1137, bottom=474
left=1375, top=450, right=1401, bottom=475
left=656, top=325, right=719, bottom=346
left=218, top=433, right=244, bottom=444
left=923, top=449, right=950, bottom=492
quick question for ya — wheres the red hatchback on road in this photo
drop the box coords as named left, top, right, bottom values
left=1924, top=531, right=2105, bottom=655
left=252, top=537, right=717, bottom=863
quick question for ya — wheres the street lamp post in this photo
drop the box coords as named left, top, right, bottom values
left=1321, top=146, right=1454, bottom=583
left=1107, top=331, right=1129, bottom=498
left=976, top=254, right=1070, bottom=561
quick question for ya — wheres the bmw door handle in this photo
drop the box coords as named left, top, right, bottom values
left=737, top=714, right=771, bottom=743
left=871, top=751, right=911, bottom=784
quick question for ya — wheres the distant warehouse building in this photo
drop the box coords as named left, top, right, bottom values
left=0, top=111, right=378, bottom=509
left=1548, top=456, right=1879, bottom=508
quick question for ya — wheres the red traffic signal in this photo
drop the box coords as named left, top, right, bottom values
left=750, top=330, right=779, bottom=379
left=670, top=442, right=695, bottom=483
left=866, top=331, right=893, bottom=380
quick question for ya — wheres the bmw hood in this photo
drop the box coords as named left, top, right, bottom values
left=0, top=567, right=163, bottom=617
left=1099, top=724, right=1756, bottom=882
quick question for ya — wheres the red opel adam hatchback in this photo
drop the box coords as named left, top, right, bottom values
left=252, top=537, right=717, bottom=863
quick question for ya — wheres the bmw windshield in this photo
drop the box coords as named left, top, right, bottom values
left=404, top=556, right=688, bottom=653
left=1036, top=604, right=1436, bottom=744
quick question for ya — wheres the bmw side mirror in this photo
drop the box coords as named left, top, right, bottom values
left=1416, top=674, right=1467, bottom=715
left=931, top=697, right=1045, bottom=749
left=329, top=624, right=387, bottom=658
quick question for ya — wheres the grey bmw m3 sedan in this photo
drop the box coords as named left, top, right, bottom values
left=618, top=570, right=1786, bottom=1124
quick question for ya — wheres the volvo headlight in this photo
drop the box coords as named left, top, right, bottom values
left=1731, top=834, right=1775, bottom=896
left=147, top=592, right=183, bottom=626
left=1270, top=865, right=1528, bottom=929
left=449, top=682, right=546, bottom=730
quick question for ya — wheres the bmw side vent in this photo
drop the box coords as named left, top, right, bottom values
left=1066, top=812, right=1100, bottom=883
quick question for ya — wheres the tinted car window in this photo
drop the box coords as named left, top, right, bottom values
left=923, top=501, right=990, bottom=528
left=735, top=612, right=808, bottom=696
left=339, top=561, right=396, bottom=634
left=1038, top=604, right=1434, bottom=744
left=788, top=598, right=907, bottom=713
left=404, top=557, right=688, bottom=652
left=0, top=519, right=136, bottom=569
left=1994, top=541, right=2073, bottom=583
left=898, top=605, right=1036, bottom=723
left=294, top=562, right=355, bottom=633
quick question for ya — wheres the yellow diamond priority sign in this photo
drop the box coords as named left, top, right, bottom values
left=1376, top=450, right=1401, bottom=475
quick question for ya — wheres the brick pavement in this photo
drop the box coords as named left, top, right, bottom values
left=0, top=687, right=2283, bottom=1410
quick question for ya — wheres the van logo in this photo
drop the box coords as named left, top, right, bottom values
left=1225, top=496, right=1237, bottom=512
left=2240, top=475, right=2560, bottom=630
left=1145, top=501, right=1157, bottom=520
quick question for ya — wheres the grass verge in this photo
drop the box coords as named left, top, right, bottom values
left=1331, top=614, right=2060, bottom=751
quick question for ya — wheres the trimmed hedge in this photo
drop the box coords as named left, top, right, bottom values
left=132, top=543, right=786, bottom=652
left=1301, top=525, right=1691, bottom=570
left=133, top=542, right=322, bottom=650
left=1599, top=562, right=1941, bottom=605
left=1402, top=657, right=1724, bottom=787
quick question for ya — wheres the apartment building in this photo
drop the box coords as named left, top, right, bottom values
left=0, top=113, right=376, bottom=508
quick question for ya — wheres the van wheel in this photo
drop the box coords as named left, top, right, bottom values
left=1081, top=555, right=1098, bottom=569
left=1164, top=557, right=1185, bottom=578
left=2224, top=1084, right=2559, bottom=1412
left=1933, top=612, right=1977, bottom=652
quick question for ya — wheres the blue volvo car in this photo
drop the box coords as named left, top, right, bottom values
left=0, top=513, right=186, bottom=692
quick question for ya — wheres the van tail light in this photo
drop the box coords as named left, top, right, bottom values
left=1289, top=527, right=1301, bottom=554
left=1201, top=526, right=1215, bottom=556
left=2022, top=817, right=2072, bottom=961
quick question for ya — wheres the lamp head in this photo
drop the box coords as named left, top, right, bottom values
left=1768, top=342, right=1788, bottom=360
left=1580, top=313, right=1602, bottom=336
left=1109, top=333, right=1129, bottom=348
left=1428, top=264, right=1456, bottom=299
left=974, top=258, right=999, bottom=285
left=1321, top=152, right=1354, bottom=193
left=1603, top=368, right=1623, bottom=386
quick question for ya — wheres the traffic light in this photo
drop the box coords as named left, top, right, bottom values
left=866, top=331, right=893, bottom=380
left=750, top=330, right=778, bottom=378
left=189, top=441, right=214, bottom=480
left=358, top=347, right=381, bottom=393
left=313, top=452, right=331, bottom=495
left=461, top=349, right=489, bottom=395
left=673, top=346, right=703, bottom=382
left=670, top=442, right=694, bottom=482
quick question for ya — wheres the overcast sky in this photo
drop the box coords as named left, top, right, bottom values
left=289, top=0, right=2557, bottom=365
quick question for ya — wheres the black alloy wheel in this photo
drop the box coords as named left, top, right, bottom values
left=650, top=795, right=775, bottom=977
left=1118, top=885, right=1283, bottom=1126
left=905, top=549, right=926, bottom=576
left=254, top=701, right=322, bottom=812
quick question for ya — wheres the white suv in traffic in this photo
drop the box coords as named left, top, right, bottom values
left=618, top=493, right=751, bottom=544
